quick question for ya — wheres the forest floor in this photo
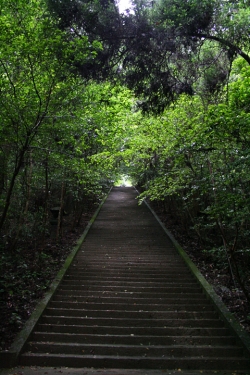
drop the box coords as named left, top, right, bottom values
left=0, top=194, right=250, bottom=353
left=0, top=203, right=98, bottom=352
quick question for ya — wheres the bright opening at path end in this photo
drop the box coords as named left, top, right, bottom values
left=117, top=0, right=133, bottom=13
left=115, top=175, right=133, bottom=187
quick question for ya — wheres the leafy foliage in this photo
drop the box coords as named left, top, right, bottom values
left=45, top=0, right=250, bottom=112
left=131, top=59, right=250, bottom=301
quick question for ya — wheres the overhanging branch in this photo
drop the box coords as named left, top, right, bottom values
left=194, top=33, right=250, bottom=65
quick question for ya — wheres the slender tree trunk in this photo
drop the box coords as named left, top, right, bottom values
left=76, top=205, right=85, bottom=227
left=230, top=250, right=250, bottom=303
left=56, top=178, right=65, bottom=241
left=0, top=144, right=29, bottom=233
left=0, top=150, right=7, bottom=196
left=10, top=151, right=33, bottom=251
left=41, top=156, right=50, bottom=245
left=0, top=113, right=47, bottom=234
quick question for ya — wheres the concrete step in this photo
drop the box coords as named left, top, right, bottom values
left=69, top=266, right=191, bottom=272
left=75, top=258, right=180, bottom=262
left=63, top=274, right=194, bottom=280
left=61, top=279, right=198, bottom=286
left=52, top=294, right=214, bottom=304
left=25, top=342, right=244, bottom=357
left=19, top=353, right=250, bottom=370
left=65, top=272, right=193, bottom=280
left=57, top=285, right=202, bottom=293
left=31, top=332, right=237, bottom=346
left=40, top=315, right=223, bottom=328
left=34, top=324, right=232, bottom=336
left=44, top=308, right=217, bottom=319
left=53, top=287, right=203, bottom=301
left=48, top=301, right=215, bottom=311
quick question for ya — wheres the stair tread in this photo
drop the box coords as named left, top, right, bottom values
left=21, top=353, right=249, bottom=360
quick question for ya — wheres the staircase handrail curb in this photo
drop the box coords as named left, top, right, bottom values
left=141, top=193, right=250, bottom=357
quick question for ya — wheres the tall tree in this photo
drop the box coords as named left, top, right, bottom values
left=0, top=0, right=101, bottom=233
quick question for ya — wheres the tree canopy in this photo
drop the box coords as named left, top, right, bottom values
left=45, top=0, right=250, bottom=111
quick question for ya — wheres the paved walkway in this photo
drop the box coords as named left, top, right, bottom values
left=1, top=187, right=250, bottom=374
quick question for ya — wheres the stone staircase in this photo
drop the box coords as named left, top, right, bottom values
left=19, top=187, right=250, bottom=371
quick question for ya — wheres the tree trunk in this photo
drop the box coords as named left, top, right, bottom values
left=56, top=179, right=65, bottom=241
left=10, top=151, right=33, bottom=251
left=41, top=156, right=50, bottom=245
left=0, top=144, right=29, bottom=233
